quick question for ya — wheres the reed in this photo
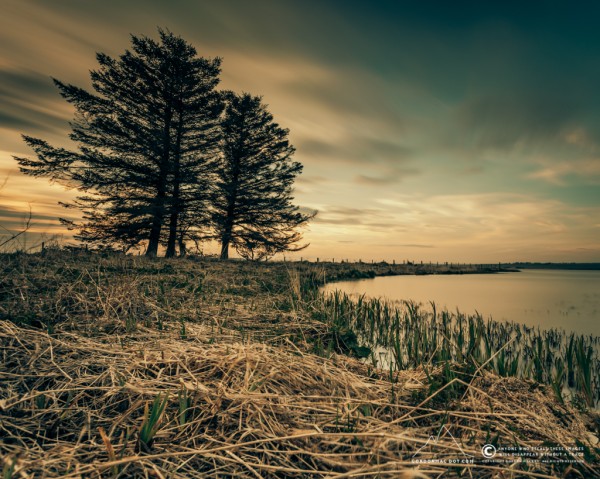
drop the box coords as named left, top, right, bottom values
left=2, top=458, right=15, bottom=479
left=315, top=290, right=600, bottom=408
left=138, top=393, right=170, bottom=452
left=575, top=338, right=595, bottom=407
left=552, top=359, right=565, bottom=405
left=98, top=427, right=120, bottom=477
left=178, top=387, right=191, bottom=427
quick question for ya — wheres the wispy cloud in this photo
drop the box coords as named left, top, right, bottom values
left=1, top=1, right=599, bottom=261
left=0, top=68, right=72, bottom=135
left=354, top=169, right=419, bottom=186
left=452, top=92, right=583, bottom=151
left=527, top=158, right=600, bottom=185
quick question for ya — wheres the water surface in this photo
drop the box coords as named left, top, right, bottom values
left=322, top=269, right=600, bottom=335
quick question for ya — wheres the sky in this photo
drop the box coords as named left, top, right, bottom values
left=1, top=0, right=599, bottom=262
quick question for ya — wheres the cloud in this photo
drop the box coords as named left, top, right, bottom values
left=282, top=68, right=407, bottom=130
left=0, top=68, right=71, bottom=135
left=1, top=0, right=599, bottom=261
left=309, top=204, right=422, bottom=240
left=305, top=190, right=600, bottom=262
left=562, top=127, right=598, bottom=151
left=0, top=68, right=57, bottom=100
left=300, top=137, right=412, bottom=164
left=0, top=203, right=75, bottom=236
left=354, top=168, right=418, bottom=186
left=452, top=92, right=583, bottom=151
left=378, top=192, right=599, bottom=242
left=0, top=112, right=41, bottom=130
left=527, top=158, right=600, bottom=185
left=0, top=154, right=78, bottom=218
left=312, top=206, right=396, bottom=228
left=296, top=175, right=328, bottom=185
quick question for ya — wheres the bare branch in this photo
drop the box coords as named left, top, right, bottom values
left=0, top=204, right=33, bottom=249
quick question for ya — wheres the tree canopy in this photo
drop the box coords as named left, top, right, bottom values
left=14, top=29, right=314, bottom=259
left=213, top=92, right=314, bottom=260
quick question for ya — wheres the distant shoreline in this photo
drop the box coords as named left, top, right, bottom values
left=287, top=260, right=520, bottom=283
left=511, top=262, right=600, bottom=271
left=295, top=259, right=600, bottom=284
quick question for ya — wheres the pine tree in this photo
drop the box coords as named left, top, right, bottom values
left=213, top=92, right=314, bottom=260
left=160, top=35, right=222, bottom=257
left=14, top=29, right=221, bottom=256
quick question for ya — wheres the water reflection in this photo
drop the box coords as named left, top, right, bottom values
left=322, top=269, right=600, bottom=336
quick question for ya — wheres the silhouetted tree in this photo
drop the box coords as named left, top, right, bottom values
left=15, top=29, right=221, bottom=256
left=160, top=37, right=222, bottom=257
left=213, top=92, right=314, bottom=260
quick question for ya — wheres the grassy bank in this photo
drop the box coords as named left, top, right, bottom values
left=1, top=251, right=599, bottom=478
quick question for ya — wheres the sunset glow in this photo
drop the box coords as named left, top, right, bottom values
left=1, top=1, right=599, bottom=261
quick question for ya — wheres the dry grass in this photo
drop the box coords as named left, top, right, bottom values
left=0, top=252, right=599, bottom=478
left=1, top=320, right=598, bottom=478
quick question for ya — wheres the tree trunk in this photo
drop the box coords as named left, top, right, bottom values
left=218, top=152, right=241, bottom=260
left=165, top=202, right=178, bottom=257
left=166, top=103, right=184, bottom=258
left=219, top=195, right=238, bottom=260
left=146, top=201, right=164, bottom=257
left=178, top=235, right=187, bottom=257
left=165, top=179, right=179, bottom=258
left=147, top=103, right=173, bottom=257
left=219, top=236, right=230, bottom=259
left=146, top=184, right=167, bottom=257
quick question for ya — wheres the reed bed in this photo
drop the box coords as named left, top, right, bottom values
left=317, top=291, right=600, bottom=409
